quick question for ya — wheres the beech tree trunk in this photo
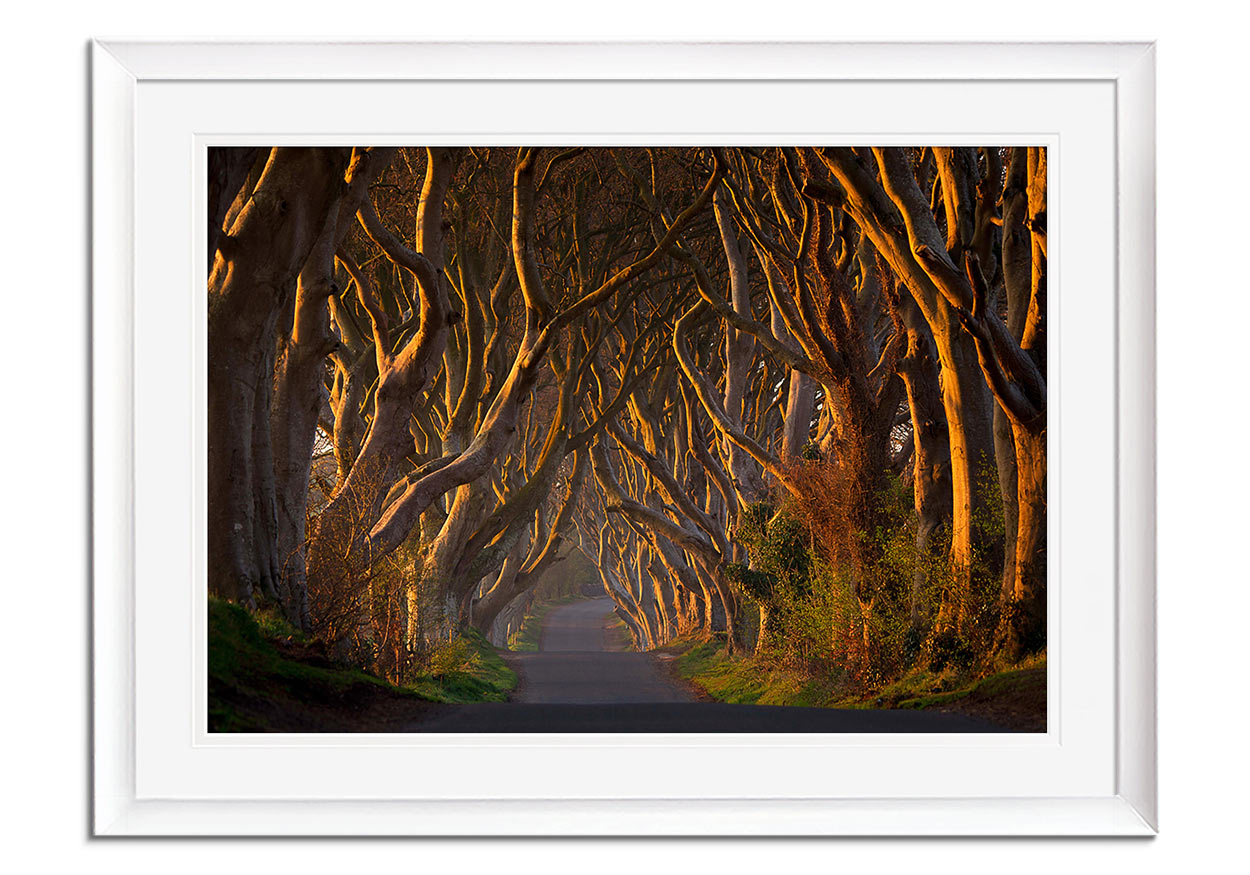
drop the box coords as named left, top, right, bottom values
left=207, top=147, right=349, bottom=607
left=714, top=191, right=767, bottom=505
left=271, top=148, right=393, bottom=629
left=820, top=147, right=997, bottom=629
left=895, top=292, right=952, bottom=631
left=994, top=147, right=1032, bottom=605
left=996, top=147, right=1048, bottom=656
left=306, top=148, right=454, bottom=634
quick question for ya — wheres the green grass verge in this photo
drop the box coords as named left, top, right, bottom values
left=668, top=638, right=838, bottom=707
left=665, top=636, right=1045, bottom=729
left=404, top=628, right=518, bottom=704
left=890, top=662, right=1045, bottom=722
left=208, top=598, right=516, bottom=731
left=862, top=652, right=1045, bottom=708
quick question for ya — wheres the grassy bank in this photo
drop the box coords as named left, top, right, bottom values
left=664, top=636, right=1045, bottom=731
left=405, top=628, right=518, bottom=704
left=883, top=662, right=1046, bottom=731
left=208, top=599, right=516, bottom=731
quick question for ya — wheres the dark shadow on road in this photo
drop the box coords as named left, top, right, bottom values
left=406, top=700, right=1001, bottom=732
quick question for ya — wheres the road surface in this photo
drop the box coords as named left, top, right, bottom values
left=508, top=598, right=691, bottom=704
left=405, top=597, right=1001, bottom=732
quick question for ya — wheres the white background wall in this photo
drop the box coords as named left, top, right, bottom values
left=3, top=0, right=1243, bottom=868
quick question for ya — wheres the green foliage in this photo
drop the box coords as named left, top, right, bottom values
left=894, top=663, right=1043, bottom=711
left=971, top=451, right=1007, bottom=545
left=672, top=638, right=821, bottom=705
left=928, top=631, right=977, bottom=672
left=887, top=656, right=1048, bottom=730
left=208, top=597, right=517, bottom=731
left=406, top=627, right=518, bottom=703
left=730, top=500, right=820, bottom=654
left=722, top=461, right=1029, bottom=697
left=208, top=597, right=418, bottom=731
left=730, top=480, right=918, bottom=671
left=669, top=629, right=1045, bottom=727
left=251, top=605, right=306, bottom=643
left=725, top=562, right=775, bottom=604
left=670, top=635, right=843, bottom=709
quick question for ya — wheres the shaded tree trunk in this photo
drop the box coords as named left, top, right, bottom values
left=207, top=147, right=348, bottom=606
left=271, top=148, right=393, bottom=629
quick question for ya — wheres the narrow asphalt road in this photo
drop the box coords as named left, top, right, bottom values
left=509, top=598, right=691, bottom=704
left=405, top=597, right=1001, bottom=732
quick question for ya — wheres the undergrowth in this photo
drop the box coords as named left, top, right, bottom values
left=208, top=598, right=516, bottom=731
left=666, top=634, right=1045, bottom=728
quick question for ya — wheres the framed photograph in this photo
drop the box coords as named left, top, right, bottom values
left=92, top=40, right=1156, bottom=835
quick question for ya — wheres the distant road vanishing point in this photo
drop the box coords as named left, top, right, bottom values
left=404, top=598, right=1000, bottom=733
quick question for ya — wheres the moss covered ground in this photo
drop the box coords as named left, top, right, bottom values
left=208, top=598, right=516, bottom=732
left=662, top=636, right=1045, bottom=731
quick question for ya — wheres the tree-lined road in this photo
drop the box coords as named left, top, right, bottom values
left=509, top=598, right=693, bottom=704
left=208, top=148, right=1048, bottom=728
left=406, top=599, right=1000, bottom=733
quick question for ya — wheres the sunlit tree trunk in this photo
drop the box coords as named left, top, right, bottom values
left=997, top=147, right=1048, bottom=656
left=714, top=191, right=767, bottom=505
left=894, top=291, right=952, bottom=630
left=994, top=147, right=1032, bottom=605
left=820, top=147, right=997, bottom=631
left=305, top=148, right=454, bottom=641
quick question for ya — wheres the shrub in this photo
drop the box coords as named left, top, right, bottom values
left=728, top=458, right=998, bottom=692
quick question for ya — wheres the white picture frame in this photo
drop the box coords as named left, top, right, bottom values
left=91, top=39, right=1156, bottom=836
